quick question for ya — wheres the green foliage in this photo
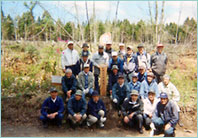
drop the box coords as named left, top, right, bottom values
left=25, top=45, right=40, bottom=59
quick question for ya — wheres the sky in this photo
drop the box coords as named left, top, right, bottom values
left=2, top=1, right=197, bottom=25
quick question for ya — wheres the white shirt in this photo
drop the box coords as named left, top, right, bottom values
left=158, top=82, right=180, bottom=102
left=61, top=48, right=79, bottom=69
left=51, top=97, right=57, bottom=103
left=143, top=98, right=159, bottom=115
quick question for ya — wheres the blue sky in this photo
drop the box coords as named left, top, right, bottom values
left=2, top=1, right=197, bottom=25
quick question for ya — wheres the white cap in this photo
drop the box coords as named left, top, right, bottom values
left=106, top=41, right=112, bottom=45
left=112, top=51, right=118, bottom=56
left=119, top=43, right=125, bottom=47
left=127, top=45, right=133, bottom=49
left=65, top=68, right=72, bottom=73
left=67, top=41, right=74, bottom=45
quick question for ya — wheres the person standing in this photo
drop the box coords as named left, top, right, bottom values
left=151, top=44, right=168, bottom=83
left=92, top=45, right=109, bottom=92
left=61, top=41, right=79, bottom=76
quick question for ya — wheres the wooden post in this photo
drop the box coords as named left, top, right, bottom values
left=99, top=65, right=107, bottom=96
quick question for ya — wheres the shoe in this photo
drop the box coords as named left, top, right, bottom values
left=87, top=121, right=91, bottom=127
left=100, top=117, right=106, bottom=123
left=99, top=122, right=104, bottom=128
left=139, top=128, right=143, bottom=134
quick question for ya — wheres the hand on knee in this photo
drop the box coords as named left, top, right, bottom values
left=124, top=116, right=129, bottom=124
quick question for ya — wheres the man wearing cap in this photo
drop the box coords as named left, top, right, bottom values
left=158, top=74, right=181, bottom=126
left=105, top=41, right=114, bottom=58
left=67, top=90, right=87, bottom=128
left=108, top=51, right=124, bottom=74
left=137, top=64, right=147, bottom=82
left=134, top=43, right=151, bottom=71
left=128, top=72, right=141, bottom=92
left=61, top=68, right=77, bottom=102
left=118, top=43, right=126, bottom=60
left=81, top=43, right=90, bottom=56
left=61, top=41, right=79, bottom=76
left=40, top=88, right=64, bottom=128
left=112, top=73, right=130, bottom=116
left=121, top=90, right=144, bottom=134
left=87, top=91, right=107, bottom=128
left=140, top=72, right=159, bottom=99
left=77, top=64, right=94, bottom=97
left=142, top=88, right=159, bottom=130
left=123, top=46, right=136, bottom=82
left=76, top=50, right=93, bottom=75
left=151, top=44, right=168, bottom=83
left=107, top=65, right=119, bottom=98
left=92, top=45, right=109, bottom=92
left=152, top=92, right=179, bottom=137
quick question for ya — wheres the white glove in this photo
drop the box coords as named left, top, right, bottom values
left=113, top=98, right=118, bottom=103
left=124, top=98, right=128, bottom=101
left=100, top=117, right=106, bottom=123
left=84, top=88, right=89, bottom=94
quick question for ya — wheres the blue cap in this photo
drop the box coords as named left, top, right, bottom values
left=82, top=43, right=89, bottom=48
left=82, top=51, right=89, bottom=57
left=118, top=73, right=124, bottom=78
left=160, top=92, right=168, bottom=98
left=92, top=91, right=99, bottom=96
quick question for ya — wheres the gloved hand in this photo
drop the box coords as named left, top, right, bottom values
left=113, top=98, right=118, bottom=103
left=124, top=98, right=128, bottom=101
left=84, top=88, right=89, bottom=94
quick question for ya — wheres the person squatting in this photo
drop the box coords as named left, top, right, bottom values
left=40, top=41, right=181, bottom=137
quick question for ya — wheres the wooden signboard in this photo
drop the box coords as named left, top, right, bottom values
left=99, top=65, right=108, bottom=96
left=51, top=75, right=62, bottom=86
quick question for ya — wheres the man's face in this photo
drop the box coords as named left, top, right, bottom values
left=83, top=47, right=88, bottom=51
left=82, top=56, right=88, bottom=62
left=84, top=67, right=90, bottom=73
left=132, top=77, right=138, bottom=83
left=50, top=91, right=58, bottom=99
left=147, top=76, right=153, bottom=83
left=131, top=95, right=138, bottom=102
left=163, top=78, right=170, bottom=86
left=119, top=46, right=125, bottom=51
left=112, top=69, right=118, bottom=74
left=127, top=48, right=132, bottom=55
left=160, top=98, right=168, bottom=105
left=106, top=44, right=111, bottom=50
left=75, top=95, right=82, bottom=101
left=112, top=56, right=117, bottom=61
left=118, top=78, right=124, bottom=85
left=68, top=44, right=74, bottom=50
left=92, top=95, right=99, bottom=103
left=157, top=47, right=163, bottom=53
left=139, top=69, right=145, bottom=74
left=148, top=92, right=155, bottom=101
left=98, top=48, right=104, bottom=53
left=66, top=72, right=72, bottom=78
left=138, top=47, right=144, bottom=53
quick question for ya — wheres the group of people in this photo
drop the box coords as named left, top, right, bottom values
left=40, top=41, right=181, bottom=137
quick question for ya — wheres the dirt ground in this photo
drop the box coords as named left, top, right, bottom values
left=1, top=96, right=197, bottom=137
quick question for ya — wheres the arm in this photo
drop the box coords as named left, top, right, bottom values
left=77, top=74, right=84, bottom=91
left=121, top=100, right=128, bottom=117
left=92, top=54, right=100, bottom=67
left=57, top=97, right=64, bottom=114
left=112, top=83, right=118, bottom=100
left=61, top=77, right=68, bottom=93
left=61, top=52, right=66, bottom=69
left=87, top=102, right=100, bottom=119
left=67, top=99, right=75, bottom=116
left=171, top=84, right=180, bottom=102
left=133, top=100, right=144, bottom=115
left=154, top=83, right=160, bottom=98
left=80, top=99, right=87, bottom=116
left=108, top=74, right=113, bottom=90
left=119, top=59, right=124, bottom=73
left=41, top=98, right=49, bottom=117
left=169, top=102, right=179, bottom=127
left=139, top=82, right=145, bottom=99
left=71, top=76, right=77, bottom=92
left=88, top=73, right=94, bottom=89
